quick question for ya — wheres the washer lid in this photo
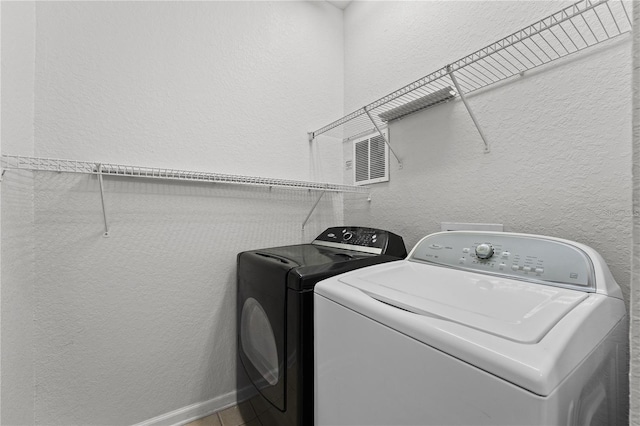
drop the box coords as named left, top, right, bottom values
left=339, top=262, right=587, bottom=344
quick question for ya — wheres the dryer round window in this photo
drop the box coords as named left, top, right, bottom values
left=240, top=297, right=279, bottom=386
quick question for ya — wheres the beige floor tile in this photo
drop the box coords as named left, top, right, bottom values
left=241, top=419, right=262, bottom=426
left=184, top=413, right=222, bottom=426
left=218, top=401, right=256, bottom=426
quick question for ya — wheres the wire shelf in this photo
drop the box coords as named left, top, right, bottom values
left=310, top=0, right=632, bottom=142
left=1, top=154, right=370, bottom=194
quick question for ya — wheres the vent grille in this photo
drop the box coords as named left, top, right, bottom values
left=353, top=130, right=389, bottom=186
left=355, top=141, right=369, bottom=183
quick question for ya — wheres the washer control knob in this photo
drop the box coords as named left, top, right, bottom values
left=475, top=243, right=494, bottom=259
left=343, top=232, right=353, bottom=241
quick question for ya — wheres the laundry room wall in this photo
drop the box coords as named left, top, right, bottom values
left=630, top=1, right=639, bottom=424
left=1, top=2, right=344, bottom=425
left=341, top=1, right=633, bottom=304
left=1, top=2, right=36, bottom=425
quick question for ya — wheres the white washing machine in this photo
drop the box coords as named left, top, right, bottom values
left=314, top=231, right=628, bottom=426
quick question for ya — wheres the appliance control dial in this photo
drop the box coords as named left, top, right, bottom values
left=343, top=232, right=353, bottom=241
left=475, top=243, right=494, bottom=259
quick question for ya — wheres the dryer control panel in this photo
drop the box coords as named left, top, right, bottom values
left=410, top=232, right=595, bottom=291
left=312, top=227, right=407, bottom=258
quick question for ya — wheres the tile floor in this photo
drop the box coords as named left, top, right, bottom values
left=184, top=394, right=273, bottom=426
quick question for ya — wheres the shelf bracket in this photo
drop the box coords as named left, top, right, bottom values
left=302, top=190, right=326, bottom=230
left=447, top=66, right=490, bottom=153
left=96, top=164, right=110, bottom=237
left=364, top=107, right=402, bottom=167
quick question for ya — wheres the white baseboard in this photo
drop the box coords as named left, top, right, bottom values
left=133, top=385, right=257, bottom=426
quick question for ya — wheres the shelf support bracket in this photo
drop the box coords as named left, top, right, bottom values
left=96, top=164, right=110, bottom=237
left=364, top=107, right=402, bottom=166
left=447, top=66, right=490, bottom=153
left=302, top=190, right=326, bottom=230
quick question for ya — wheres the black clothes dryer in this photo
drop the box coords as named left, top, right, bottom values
left=237, top=226, right=406, bottom=426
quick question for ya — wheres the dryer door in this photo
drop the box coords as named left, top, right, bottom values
left=237, top=251, right=292, bottom=411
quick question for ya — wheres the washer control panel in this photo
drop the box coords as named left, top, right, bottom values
left=410, top=232, right=595, bottom=291
left=313, top=227, right=407, bottom=258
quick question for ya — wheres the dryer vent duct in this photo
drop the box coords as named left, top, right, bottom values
left=378, top=87, right=456, bottom=123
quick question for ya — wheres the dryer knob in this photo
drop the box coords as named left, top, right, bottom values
left=475, top=243, right=494, bottom=259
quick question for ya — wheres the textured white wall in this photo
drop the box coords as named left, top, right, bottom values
left=631, top=1, right=639, bottom=424
left=1, top=1, right=2, bottom=419
left=342, top=1, right=632, bottom=300
left=1, top=2, right=36, bottom=425
left=1, top=2, right=344, bottom=424
left=1, top=2, right=2, bottom=422
left=33, top=1, right=343, bottom=181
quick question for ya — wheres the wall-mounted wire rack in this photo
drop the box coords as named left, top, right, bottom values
left=1, top=154, right=369, bottom=234
left=309, top=0, right=633, bottom=159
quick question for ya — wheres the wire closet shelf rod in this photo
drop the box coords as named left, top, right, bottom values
left=0, top=154, right=370, bottom=194
left=309, top=0, right=632, bottom=143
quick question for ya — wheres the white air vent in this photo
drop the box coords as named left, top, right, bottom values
left=353, top=130, right=389, bottom=186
